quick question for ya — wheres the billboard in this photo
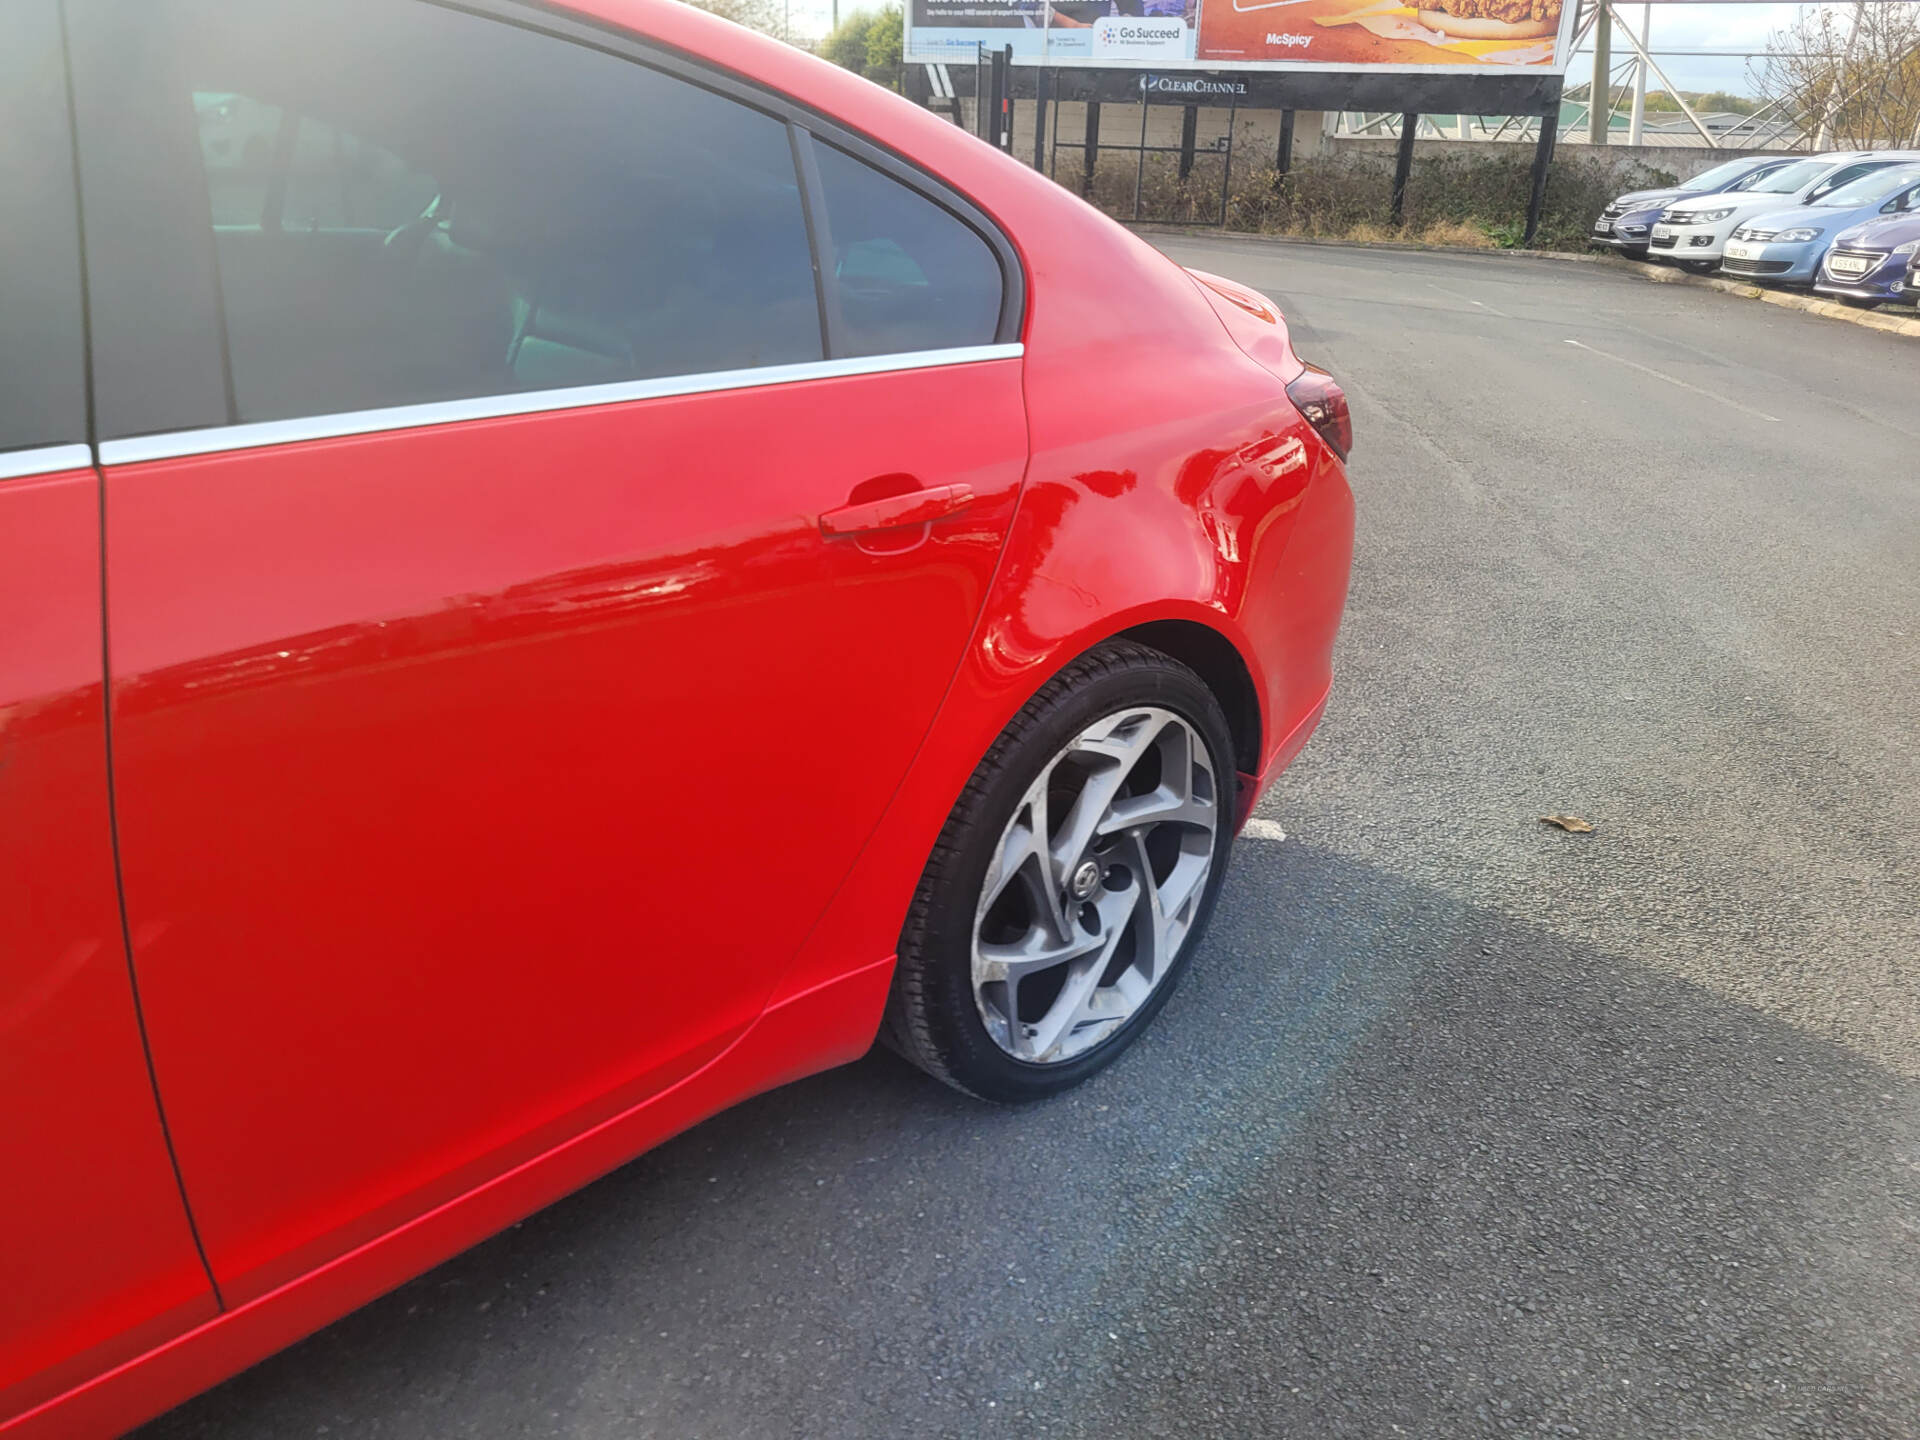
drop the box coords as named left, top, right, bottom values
left=906, top=0, right=1578, bottom=73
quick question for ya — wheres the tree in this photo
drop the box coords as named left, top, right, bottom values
left=1639, top=90, right=1757, bottom=117
left=821, top=6, right=904, bottom=88
left=1753, top=2, right=1920, bottom=149
left=864, top=5, right=904, bottom=80
left=820, top=9, right=877, bottom=71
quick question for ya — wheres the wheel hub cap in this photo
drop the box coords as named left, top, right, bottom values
left=970, top=706, right=1220, bottom=1066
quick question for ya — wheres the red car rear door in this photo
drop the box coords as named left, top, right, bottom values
left=0, top=4, right=217, bottom=1421
left=69, top=0, right=1026, bottom=1305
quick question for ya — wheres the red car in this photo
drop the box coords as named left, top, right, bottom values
left=1, top=0, right=1352, bottom=1432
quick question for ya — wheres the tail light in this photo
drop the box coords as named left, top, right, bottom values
left=1285, top=364, right=1352, bottom=461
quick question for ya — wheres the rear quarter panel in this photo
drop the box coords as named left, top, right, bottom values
left=752, top=105, right=1353, bottom=1001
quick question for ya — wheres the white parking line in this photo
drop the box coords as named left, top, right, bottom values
left=1562, top=338, right=1782, bottom=424
left=1427, top=281, right=1513, bottom=319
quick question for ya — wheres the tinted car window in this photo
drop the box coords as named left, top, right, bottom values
left=0, top=0, right=88, bottom=454
left=1726, top=161, right=1793, bottom=193
left=1748, top=159, right=1831, bottom=195
left=281, top=116, right=438, bottom=234
left=812, top=140, right=1003, bottom=358
left=1679, top=158, right=1760, bottom=193
left=142, top=0, right=824, bottom=424
left=1806, top=162, right=1891, bottom=202
left=1808, top=164, right=1919, bottom=207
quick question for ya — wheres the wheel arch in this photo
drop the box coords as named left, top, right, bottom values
left=1119, top=618, right=1263, bottom=778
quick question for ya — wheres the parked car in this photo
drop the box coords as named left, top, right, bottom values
left=1722, top=164, right=1920, bottom=288
left=1812, top=200, right=1920, bottom=307
left=2, top=0, right=1353, bottom=1434
left=1591, top=155, right=1796, bottom=258
left=1650, top=151, right=1920, bottom=272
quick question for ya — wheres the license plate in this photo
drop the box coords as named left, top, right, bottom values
left=1594, top=219, right=1613, bottom=234
left=1830, top=256, right=1869, bottom=276
left=1725, top=242, right=1755, bottom=260
left=1652, top=224, right=1674, bottom=240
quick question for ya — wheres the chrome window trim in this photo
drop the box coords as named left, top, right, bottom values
left=0, top=444, right=94, bottom=480
left=97, top=343, right=1023, bottom=466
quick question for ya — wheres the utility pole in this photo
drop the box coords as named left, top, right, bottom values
left=1628, top=2, right=1647, bottom=146
left=1589, top=1, right=1611, bottom=145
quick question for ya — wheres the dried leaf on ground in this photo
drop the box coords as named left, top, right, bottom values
left=1540, top=814, right=1595, bottom=833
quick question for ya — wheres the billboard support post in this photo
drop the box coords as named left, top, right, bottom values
left=1218, top=96, right=1237, bottom=223
left=985, top=49, right=997, bottom=144
left=1083, top=100, right=1101, bottom=197
left=1178, top=105, right=1199, bottom=180
left=1522, top=108, right=1557, bottom=248
left=1276, top=109, right=1295, bottom=182
left=1133, top=94, right=1149, bottom=222
left=974, top=45, right=989, bottom=140
left=1002, top=45, right=1015, bottom=151
left=1033, top=66, right=1050, bottom=172
left=1391, top=112, right=1417, bottom=228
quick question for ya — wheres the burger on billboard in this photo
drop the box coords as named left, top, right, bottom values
left=1419, top=0, right=1561, bottom=40
left=1191, top=0, right=1565, bottom=65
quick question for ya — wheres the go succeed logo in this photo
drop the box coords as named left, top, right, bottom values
left=1091, top=14, right=1193, bottom=58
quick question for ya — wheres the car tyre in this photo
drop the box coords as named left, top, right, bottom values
left=1680, top=259, right=1717, bottom=275
left=881, top=640, right=1236, bottom=1103
left=1837, top=296, right=1881, bottom=309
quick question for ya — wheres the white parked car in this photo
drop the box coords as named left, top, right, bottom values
left=1650, top=151, right=1920, bottom=273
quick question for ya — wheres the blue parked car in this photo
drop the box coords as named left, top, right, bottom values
left=1591, top=155, right=1797, bottom=258
left=1814, top=204, right=1920, bottom=307
left=1721, top=163, right=1920, bottom=287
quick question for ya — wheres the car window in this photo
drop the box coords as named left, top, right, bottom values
left=282, top=116, right=438, bottom=233
left=1726, top=161, right=1793, bottom=193
left=160, top=0, right=823, bottom=425
left=1747, top=159, right=1830, bottom=195
left=1809, top=166, right=1920, bottom=207
left=0, top=0, right=88, bottom=455
left=811, top=140, right=1004, bottom=359
left=1679, top=158, right=1757, bottom=193
left=194, top=92, right=281, bottom=225
left=1806, top=162, right=1891, bottom=202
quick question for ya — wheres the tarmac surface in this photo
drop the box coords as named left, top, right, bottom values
left=143, top=240, right=1920, bottom=1439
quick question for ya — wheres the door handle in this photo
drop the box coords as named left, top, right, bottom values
left=819, top=482, right=974, bottom=537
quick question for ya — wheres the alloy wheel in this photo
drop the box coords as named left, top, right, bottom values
left=970, top=705, right=1220, bottom=1065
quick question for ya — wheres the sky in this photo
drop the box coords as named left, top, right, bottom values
left=820, top=0, right=1854, bottom=98
left=1563, top=2, right=1833, bottom=98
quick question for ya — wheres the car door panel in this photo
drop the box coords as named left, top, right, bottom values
left=1, top=6, right=220, bottom=1420
left=71, top=0, right=1029, bottom=1308
left=0, top=465, right=221, bottom=1423
left=106, top=359, right=1026, bottom=1302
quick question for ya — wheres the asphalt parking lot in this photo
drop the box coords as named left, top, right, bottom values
left=142, top=241, right=1920, bottom=1440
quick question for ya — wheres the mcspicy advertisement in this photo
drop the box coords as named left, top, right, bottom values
left=905, top=0, right=1572, bottom=71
